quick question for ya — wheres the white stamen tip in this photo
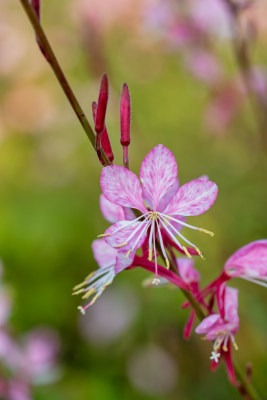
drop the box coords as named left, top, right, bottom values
left=78, top=306, right=86, bottom=315
left=152, top=278, right=160, bottom=286
left=210, top=351, right=220, bottom=363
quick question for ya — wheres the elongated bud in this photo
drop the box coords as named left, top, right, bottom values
left=120, top=83, right=131, bottom=146
left=92, top=101, right=114, bottom=165
left=95, top=74, right=109, bottom=134
left=120, top=83, right=131, bottom=168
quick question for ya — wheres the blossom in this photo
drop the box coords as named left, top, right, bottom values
left=224, top=240, right=267, bottom=288
left=195, top=286, right=239, bottom=382
left=73, top=239, right=117, bottom=314
left=100, top=144, right=218, bottom=283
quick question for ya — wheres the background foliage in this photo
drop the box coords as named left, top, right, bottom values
left=0, top=1, right=267, bottom=399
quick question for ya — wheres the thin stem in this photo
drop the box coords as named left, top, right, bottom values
left=222, top=0, right=267, bottom=151
left=18, top=0, right=111, bottom=166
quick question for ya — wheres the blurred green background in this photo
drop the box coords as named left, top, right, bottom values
left=0, top=1, right=267, bottom=399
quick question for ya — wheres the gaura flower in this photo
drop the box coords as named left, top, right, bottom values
left=224, top=240, right=267, bottom=288
left=202, top=240, right=267, bottom=298
left=100, top=144, right=218, bottom=284
left=73, top=239, right=117, bottom=314
left=195, top=286, right=239, bottom=383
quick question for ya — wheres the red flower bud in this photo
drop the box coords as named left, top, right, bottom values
left=95, top=74, right=109, bottom=134
left=120, top=83, right=131, bottom=146
left=92, top=101, right=114, bottom=165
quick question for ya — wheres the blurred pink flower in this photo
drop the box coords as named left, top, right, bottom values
left=79, top=284, right=139, bottom=345
left=189, top=0, right=231, bottom=37
left=21, top=328, right=61, bottom=384
left=127, top=344, right=177, bottom=395
left=204, top=84, right=242, bottom=134
left=185, top=50, right=222, bottom=85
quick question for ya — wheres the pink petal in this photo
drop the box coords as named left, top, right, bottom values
left=104, top=221, right=148, bottom=251
left=140, top=145, right=178, bottom=210
left=224, top=240, right=267, bottom=279
left=166, top=179, right=218, bottom=216
left=92, top=239, right=117, bottom=268
left=177, top=258, right=200, bottom=284
left=100, top=194, right=125, bottom=223
left=115, top=249, right=135, bottom=274
left=100, top=166, right=146, bottom=212
left=195, top=314, right=221, bottom=336
left=224, top=287, right=239, bottom=332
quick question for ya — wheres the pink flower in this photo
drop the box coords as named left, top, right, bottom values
left=100, top=144, right=218, bottom=283
left=195, top=287, right=239, bottom=382
left=224, top=240, right=267, bottom=288
left=22, top=328, right=61, bottom=384
left=185, top=50, right=222, bottom=85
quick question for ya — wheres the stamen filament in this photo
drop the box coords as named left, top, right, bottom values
left=148, top=219, right=155, bottom=259
left=158, top=217, right=184, bottom=251
left=160, top=213, right=214, bottom=236
left=105, top=213, right=150, bottom=237
left=155, top=220, right=169, bottom=269
left=152, top=221, right=160, bottom=285
left=240, top=276, right=267, bottom=288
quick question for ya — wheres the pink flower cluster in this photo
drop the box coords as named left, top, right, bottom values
left=74, top=76, right=267, bottom=387
left=0, top=264, right=61, bottom=400
left=142, top=0, right=267, bottom=134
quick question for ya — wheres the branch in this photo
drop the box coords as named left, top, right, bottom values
left=18, top=0, right=111, bottom=166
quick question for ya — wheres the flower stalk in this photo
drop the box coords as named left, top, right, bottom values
left=18, top=2, right=263, bottom=398
left=19, top=0, right=111, bottom=166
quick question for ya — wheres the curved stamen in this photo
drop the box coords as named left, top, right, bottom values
left=128, top=219, right=151, bottom=255
left=115, top=217, right=149, bottom=248
left=98, top=212, right=150, bottom=237
left=240, top=276, right=267, bottom=288
left=148, top=218, right=155, bottom=261
left=159, top=213, right=214, bottom=236
left=155, top=219, right=169, bottom=269
left=160, top=215, right=204, bottom=259
left=152, top=220, right=159, bottom=285
left=158, top=216, right=184, bottom=251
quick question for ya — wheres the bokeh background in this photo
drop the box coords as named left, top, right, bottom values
left=0, top=0, right=267, bottom=399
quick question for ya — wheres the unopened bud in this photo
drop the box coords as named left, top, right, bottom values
left=92, top=101, right=114, bottom=165
left=120, top=83, right=131, bottom=146
left=95, top=74, right=109, bottom=134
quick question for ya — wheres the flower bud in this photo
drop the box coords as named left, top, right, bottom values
left=92, top=101, right=114, bottom=164
left=95, top=74, right=109, bottom=134
left=120, top=83, right=131, bottom=146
